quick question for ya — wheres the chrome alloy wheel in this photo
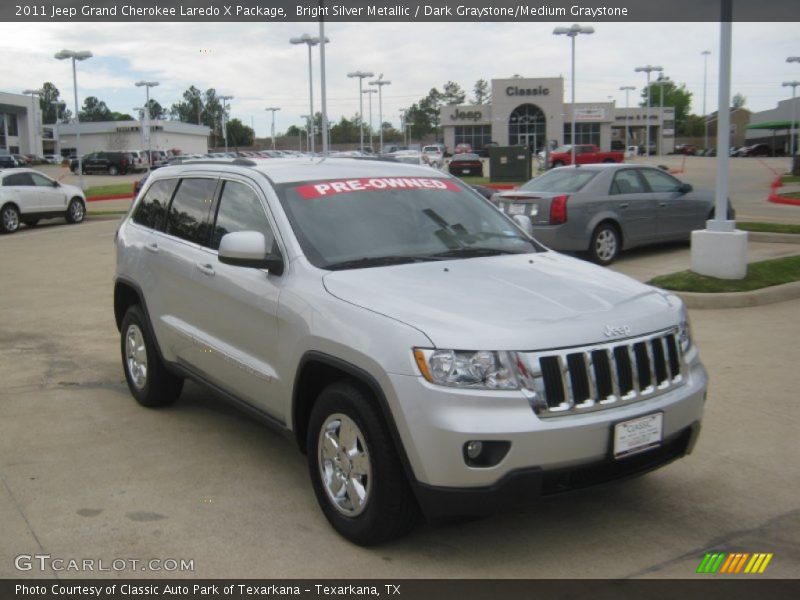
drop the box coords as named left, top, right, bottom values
left=125, top=324, right=148, bottom=390
left=2, top=207, right=19, bottom=232
left=69, top=200, right=84, bottom=222
left=318, top=413, right=372, bottom=516
left=594, top=228, right=618, bottom=262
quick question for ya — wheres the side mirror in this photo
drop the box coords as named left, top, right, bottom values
left=218, top=231, right=284, bottom=275
left=512, top=214, right=534, bottom=237
left=52, top=180, right=60, bottom=187
left=678, top=182, right=693, bottom=194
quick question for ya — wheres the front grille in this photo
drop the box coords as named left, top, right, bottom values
left=516, top=329, right=686, bottom=417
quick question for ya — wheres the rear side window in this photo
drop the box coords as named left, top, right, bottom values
left=611, top=170, right=647, bottom=195
left=132, top=178, right=177, bottom=230
left=210, top=180, right=275, bottom=251
left=640, top=169, right=682, bottom=193
left=519, top=169, right=597, bottom=193
left=3, top=173, right=35, bottom=186
left=165, top=177, right=217, bottom=245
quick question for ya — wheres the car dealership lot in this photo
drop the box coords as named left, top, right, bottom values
left=1, top=216, right=798, bottom=578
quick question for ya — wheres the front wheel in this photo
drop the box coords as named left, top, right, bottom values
left=65, top=198, right=85, bottom=224
left=307, top=382, right=419, bottom=545
left=1, top=204, right=20, bottom=234
left=120, top=305, right=183, bottom=407
left=589, top=223, right=621, bottom=266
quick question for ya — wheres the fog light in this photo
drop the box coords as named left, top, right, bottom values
left=465, top=441, right=483, bottom=459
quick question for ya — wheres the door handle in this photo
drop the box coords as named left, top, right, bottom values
left=145, top=243, right=159, bottom=254
left=619, top=203, right=629, bottom=209
left=659, top=202, right=668, bottom=207
left=196, top=262, right=215, bottom=277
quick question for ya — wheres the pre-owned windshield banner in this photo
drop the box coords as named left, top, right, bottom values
left=3, top=0, right=797, bottom=22
left=296, top=177, right=461, bottom=199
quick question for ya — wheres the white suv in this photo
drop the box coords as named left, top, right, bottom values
left=1, top=168, right=86, bottom=233
left=114, top=157, right=707, bottom=545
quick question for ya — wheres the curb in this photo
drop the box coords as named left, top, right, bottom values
left=86, top=194, right=134, bottom=203
left=767, top=176, right=800, bottom=206
left=746, top=231, right=800, bottom=244
left=676, top=280, right=800, bottom=310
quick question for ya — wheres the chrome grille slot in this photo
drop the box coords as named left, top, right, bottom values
left=517, top=329, right=687, bottom=417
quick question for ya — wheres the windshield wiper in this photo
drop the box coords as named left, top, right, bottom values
left=325, top=255, right=443, bottom=271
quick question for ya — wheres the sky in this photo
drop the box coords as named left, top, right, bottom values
left=0, top=20, right=797, bottom=138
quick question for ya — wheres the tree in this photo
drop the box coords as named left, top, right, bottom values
left=678, top=114, right=705, bottom=137
left=640, top=79, right=693, bottom=128
left=38, top=82, right=71, bottom=124
left=442, top=81, right=466, bottom=106
left=285, top=125, right=303, bottom=137
left=110, top=112, right=134, bottom=121
left=330, top=115, right=361, bottom=144
left=225, top=118, right=254, bottom=147
left=170, top=85, right=204, bottom=124
left=145, top=99, right=166, bottom=120
left=79, top=96, right=113, bottom=122
left=732, top=93, right=747, bottom=109
left=471, top=79, right=491, bottom=105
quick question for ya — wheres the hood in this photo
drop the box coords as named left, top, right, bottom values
left=61, top=183, right=85, bottom=198
left=323, top=252, right=681, bottom=350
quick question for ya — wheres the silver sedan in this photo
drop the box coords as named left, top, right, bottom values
left=494, top=164, right=733, bottom=265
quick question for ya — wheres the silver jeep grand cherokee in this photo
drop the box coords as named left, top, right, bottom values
left=114, top=157, right=707, bottom=545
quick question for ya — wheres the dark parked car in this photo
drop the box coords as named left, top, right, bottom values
left=674, top=144, right=697, bottom=155
left=495, top=164, right=734, bottom=265
left=70, top=152, right=136, bottom=175
left=734, top=144, right=773, bottom=157
left=448, top=153, right=483, bottom=177
left=477, top=142, right=499, bottom=157
left=453, top=143, right=472, bottom=155
left=0, top=155, right=19, bottom=168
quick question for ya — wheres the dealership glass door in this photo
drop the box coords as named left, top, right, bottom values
left=509, top=104, right=546, bottom=150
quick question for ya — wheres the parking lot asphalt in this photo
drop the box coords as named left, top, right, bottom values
left=1, top=218, right=798, bottom=579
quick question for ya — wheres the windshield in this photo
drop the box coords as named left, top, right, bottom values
left=276, top=176, right=541, bottom=269
left=519, top=169, right=598, bottom=193
left=552, top=145, right=572, bottom=153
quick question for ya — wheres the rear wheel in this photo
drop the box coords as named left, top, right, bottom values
left=108, top=165, right=119, bottom=176
left=589, top=223, right=621, bottom=266
left=552, top=160, right=565, bottom=167
left=1, top=204, right=20, bottom=234
left=307, top=382, right=419, bottom=545
left=65, top=198, right=85, bottom=224
left=120, top=305, right=183, bottom=407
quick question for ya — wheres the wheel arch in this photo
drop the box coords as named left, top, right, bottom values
left=587, top=215, right=624, bottom=250
left=292, top=351, right=417, bottom=483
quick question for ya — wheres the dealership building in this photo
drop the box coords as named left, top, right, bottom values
left=53, top=120, right=211, bottom=157
left=1, top=91, right=44, bottom=156
left=440, top=77, right=675, bottom=155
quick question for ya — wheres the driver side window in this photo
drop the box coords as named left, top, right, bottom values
left=640, top=169, right=682, bottom=193
left=610, top=170, right=646, bottom=195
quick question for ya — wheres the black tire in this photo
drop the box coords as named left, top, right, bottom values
left=588, top=222, right=621, bottom=266
left=307, top=381, right=419, bottom=545
left=1, top=203, right=20, bottom=234
left=603, top=158, right=615, bottom=163
left=552, top=160, right=565, bottom=167
left=65, top=198, right=85, bottom=224
left=120, top=305, right=183, bottom=408
left=108, top=165, right=119, bottom=176
left=24, top=219, right=40, bottom=227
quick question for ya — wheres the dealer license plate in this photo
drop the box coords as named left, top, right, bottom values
left=508, top=203, right=526, bottom=215
left=613, top=413, right=663, bottom=459
left=462, top=169, right=470, bottom=174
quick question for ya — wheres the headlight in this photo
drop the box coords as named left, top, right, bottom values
left=678, top=318, right=692, bottom=353
left=413, top=349, right=519, bottom=390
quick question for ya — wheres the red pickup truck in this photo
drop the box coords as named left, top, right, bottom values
left=548, top=144, right=624, bottom=167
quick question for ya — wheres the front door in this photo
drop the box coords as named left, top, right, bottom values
left=608, top=168, right=657, bottom=244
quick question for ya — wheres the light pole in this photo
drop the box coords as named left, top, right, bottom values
left=348, top=70, right=374, bottom=152
left=265, top=107, right=280, bottom=150
left=619, top=85, right=635, bottom=149
left=300, top=114, right=311, bottom=153
left=291, top=34, right=328, bottom=155
left=135, top=80, right=159, bottom=169
left=22, top=89, right=42, bottom=157
left=361, top=89, right=376, bottom=151
left=553, top=24, right=594, bottom=166
left=219, top=95, right=233, bottom=153
left=634, top=65, right=663, bottom=157
left=702, top=50, right=711, bottom=150
left=132, top=106, right=145, bottom=153
left=654, top=76, right=671, bottom=156
left=399, top=109, right=408, bottom=147
left=369, top=75, right=391, bottom=154
left=54, top=49, right=92, bottom=190
left=783, top=81, right=799, bottom=161
left=51, top=100, right=63, bottom=157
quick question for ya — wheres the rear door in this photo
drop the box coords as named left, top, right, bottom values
left=640, top=168, right=707, bottom=240
left=608, top=168, right=657, bottom=244
left=2, top=172, right=40, bottom=214
left=188, top=177, right=284, bottom=417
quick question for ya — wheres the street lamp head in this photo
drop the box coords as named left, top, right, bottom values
left=219, top=95, right=233, bottom=101
left=290, top=34, right=327, bottom=46
left=619, top=85, right=635, bottom=91
left=369, top=79, right=392, bottom=87
left=135, top=80, right=160, bottom=88
left=348, top=71, right=375, bottom=79
left=787, top=57, right=800, bottom=63
left=702, top=50, right=711, bottom=57
left=783, top=81, right=800, bottom=88
left=54, top=49, right=92, bottom=61
left=362, top=89, right=376, bottom=94
left=553, top=24, right=594, bottom=36
left=265, top=107, right=281, bottom=112
left=22, top=89, right=43, bottom=95
left=635, top=65, right=664, bottom=74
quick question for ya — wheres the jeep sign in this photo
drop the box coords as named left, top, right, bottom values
left=450, top=109, right=483, bottom=122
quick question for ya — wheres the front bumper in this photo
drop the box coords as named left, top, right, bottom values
left=385, top=355, right=707, bottom=516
